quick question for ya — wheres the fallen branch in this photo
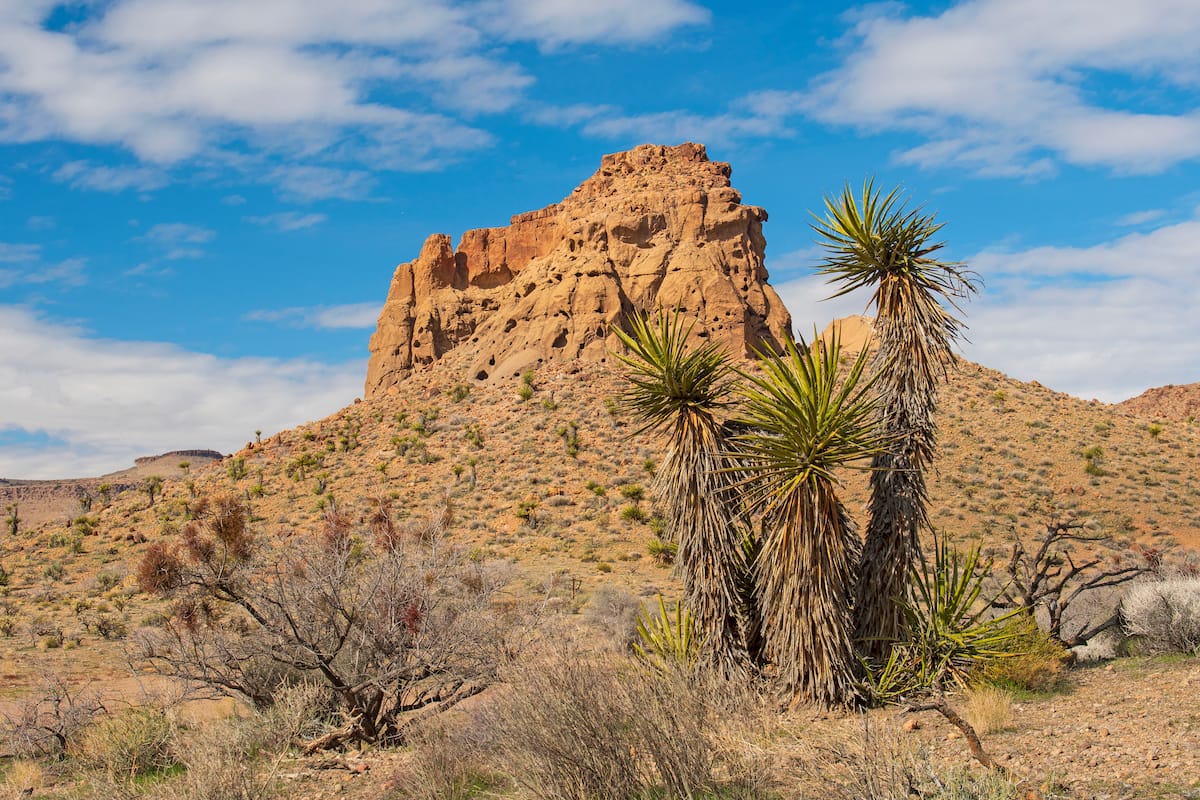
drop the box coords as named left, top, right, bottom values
left=904, top=693, right=1007, bottom=775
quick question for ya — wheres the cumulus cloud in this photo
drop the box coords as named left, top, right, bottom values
left=775, top=212, right=1200, bottom=403
left=801, top=0, right=1200, bottom=175
left=0, top=306, right=363, bottom=478
left=0, top=0, right=709, bottom=193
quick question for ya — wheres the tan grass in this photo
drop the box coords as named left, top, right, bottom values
left=1, top=759, right=46, bottom=799
left=962, top=684, right=1015, bottom=735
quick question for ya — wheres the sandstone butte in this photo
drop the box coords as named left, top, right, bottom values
left=365, top=142, right=793, bottom=398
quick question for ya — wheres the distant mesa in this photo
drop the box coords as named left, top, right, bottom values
left=365, top=142, right=792, bottom=398
left=134, top=449, right=226, bottom=466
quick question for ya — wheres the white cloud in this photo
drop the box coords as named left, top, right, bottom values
left=802, top=0, right=1200, bottom=174
left=245, top=302, right=381, bottom=330
left=776, top=213, right=1200, bottom=403
left=0, top=241, right=87, bottom=289
left=481, top=0, right=709, bottom=49
left=0, top=0, right=708, bottom=193
left=0, top=306, right=363, bottom=478
left=136, top=222, right=215, bottom=260
left=54, top=160, right=168, bottom=192
left=0, top=242, right=40, bottom=262
left=1116, top=209, right=1167, bottom=227
left=245, top=211, right=328, bottom=232
left=269, top=166, right=376, bottom=202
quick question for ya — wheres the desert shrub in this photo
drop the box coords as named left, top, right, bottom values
left=478, top=649, right=771, bottom=800
left=620, top=504, right=647, bottom=523
left=584, top=587, right=641, bottom=650
left=393, top=715, right=507, bottom=800
left=135, top=494, right=522, bottom=750
left=646, top=535, right=677, bottom=565
left=75, top=706, right=177, bottom=781
left=1121, top=577, right=1200, bottom=654
left=1, top=676, right=106, bottom=758
left=978, top=613, right=1071, bottom=693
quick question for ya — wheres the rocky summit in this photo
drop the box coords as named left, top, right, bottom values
left=365, top=142, right=792, bottom=397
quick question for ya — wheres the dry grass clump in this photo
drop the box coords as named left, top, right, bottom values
left=397, top=644, right=780, bottom=800
left=153, top=685, right=325, bottom=800
left=1121, top=577, right=1200, bottom=655
left=0, top=760, right=46, bottom=800
left=74, top=706, right=177, bottom=782
left=961, top=685, right=1015, bottom=735
left=395, top=643, right=1025, bottom=800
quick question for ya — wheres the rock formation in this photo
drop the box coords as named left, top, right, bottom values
left=365, top=142, right=792, bottom=397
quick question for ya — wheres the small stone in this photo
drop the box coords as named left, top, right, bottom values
left=903, top=718, right=921, bottom=732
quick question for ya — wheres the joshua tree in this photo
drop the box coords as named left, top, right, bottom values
left=733, top=331, right=886, bottom=706
left=143, top=475, right=164, bottom=508
left=5, top=503, right=18, bottom=537
left=814, top=180, right=977, bottom=659
left=613, top=310, right=752, bottom=676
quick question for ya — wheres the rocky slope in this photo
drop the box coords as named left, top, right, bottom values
left=1117, top=382, right=1200, bottom=421
left=365, top=142, right=791, bottom=397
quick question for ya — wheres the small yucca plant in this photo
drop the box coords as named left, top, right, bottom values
left=633, top=595, right=701, bottom=674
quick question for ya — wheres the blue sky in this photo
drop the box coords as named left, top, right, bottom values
left=3, top=0, right=1200, bottom=478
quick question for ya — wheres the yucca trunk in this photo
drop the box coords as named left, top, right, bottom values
left=655, top=412, right=751, bottom=677
left=758, top=480, right=861, bottom=706
left=854, top=285, right=953, bottom=659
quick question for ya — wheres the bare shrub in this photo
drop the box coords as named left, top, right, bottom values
left=991, top=517, right=1147, bottom=647
left=1, top=676, right=106, bottom=758
left=796, top=721, right=1021, bottom=800
left=583, top=587, right=641, bottom=650
left=394, top=714, right=506, bottom=800
left=1121, top=577, right=1200, bottom=654
left=134, top=494, right=527, bottom=750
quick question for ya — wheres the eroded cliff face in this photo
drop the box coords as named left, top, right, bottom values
left=365, top=142, right=792, bottom=397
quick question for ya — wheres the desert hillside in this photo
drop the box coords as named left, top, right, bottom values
left=1, top=143, right=1198, bottom=800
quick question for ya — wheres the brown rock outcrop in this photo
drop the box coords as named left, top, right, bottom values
left=365, top=142, right=792, bottom=397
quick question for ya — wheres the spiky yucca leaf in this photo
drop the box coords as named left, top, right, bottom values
left=733, top=331, right=889, bottom=707
left=905, top=537, right=1024, bottom=689
left=612, top=310, right=751, bottom=676
left=633, top=595, right=701, bottom=674
left=612, top=308, right=736, bottom=439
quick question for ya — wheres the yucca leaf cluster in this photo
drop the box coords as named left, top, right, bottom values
left=617, top=179, right=983, bottom=708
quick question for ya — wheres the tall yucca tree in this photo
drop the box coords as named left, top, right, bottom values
left=813, top=179, right=978, bottom=660
left=734, top=331, right=887, bottom=707
left=613, top=309, right=751, bottom=676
